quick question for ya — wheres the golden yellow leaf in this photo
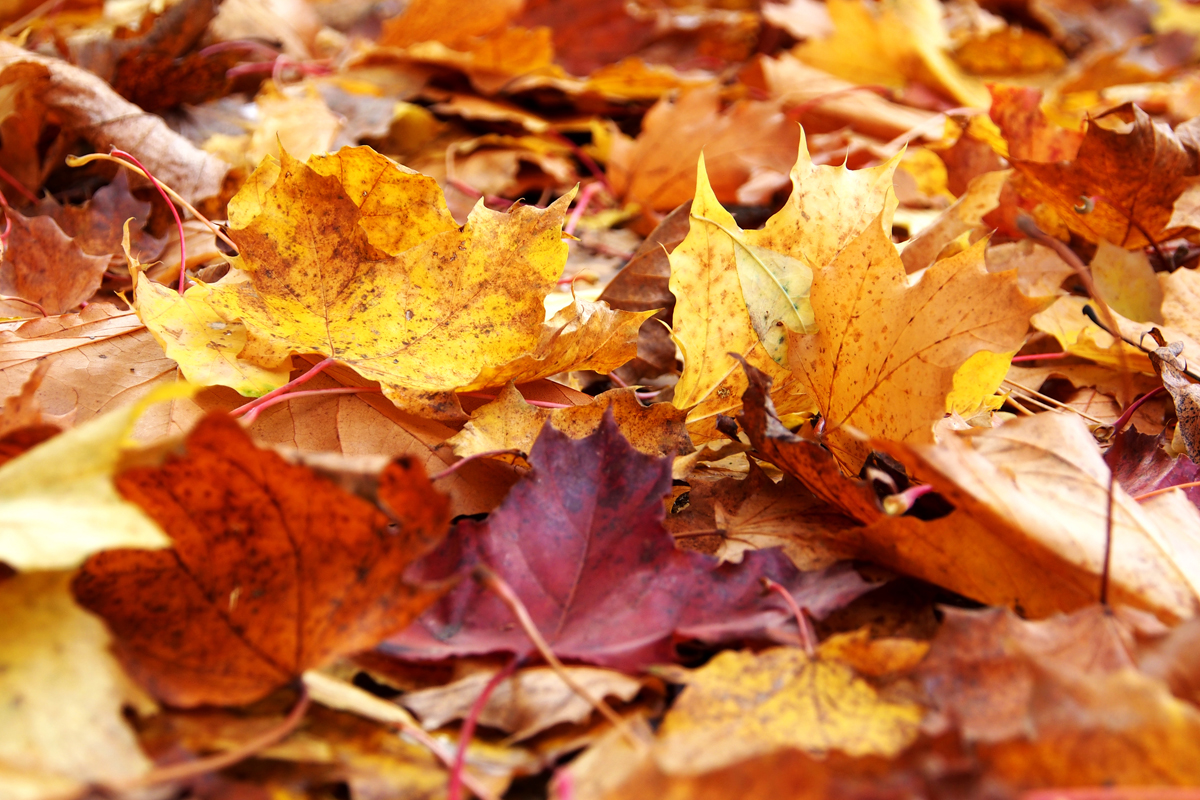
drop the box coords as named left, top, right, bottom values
left=0, top=571, right=152, bottom=791
left=788, top=219, right=1047, bottom=472
left=666, top=155, right=799, bottom=440
left=946, top=349, right=1014, bottom=417
left=202, top=147, right=638, bottom=417
left=466, top=299, right=652, bottom=393
left=0, top=387, right=182, bottom=570
left=751, top=130, right=900, bottom=270
left=684, top=155, right=816, bottom=366
left=655, top=645, right=922, bottom=773
left=449, top=383, right=691, bottom=460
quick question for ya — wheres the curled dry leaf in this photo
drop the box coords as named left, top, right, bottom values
left=0, top=571, right=152, bottom=792
left=39, top=171, right=165, bottom=262
left=739, top=363, right=1200, bottom=620
left=449, top=382, right=691, bottom=460
left=0, top=42, right=229, bottom=204
left=1146, top=331, right=1200, bottom=463
left=387, top=413, right=872, bottom=668
left=401, top=665, right=646, bottom=741
left=0, top=210, right=109, bottom=317
left=73, top=414, right=453, bottom=707
left=667, top=459, right=859, bottom=570
left=736, top=362, right=883, bottom=525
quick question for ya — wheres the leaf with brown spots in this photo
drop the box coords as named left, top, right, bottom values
left=72, top=414, right=452, bottom=707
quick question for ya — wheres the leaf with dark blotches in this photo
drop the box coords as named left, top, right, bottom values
left=384, top=411, right=872, bottom=669
left=72, top=414, right=452, bottom=707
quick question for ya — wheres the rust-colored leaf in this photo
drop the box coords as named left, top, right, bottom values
left=72, top=414, right=452, bottom=707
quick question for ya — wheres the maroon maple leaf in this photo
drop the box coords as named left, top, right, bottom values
left=384, top=411, right=872, bottom=669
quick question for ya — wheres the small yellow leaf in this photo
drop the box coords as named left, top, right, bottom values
left=656, top=645, right=922, bottom=774
left=947, top=349, right=1015, bottom=417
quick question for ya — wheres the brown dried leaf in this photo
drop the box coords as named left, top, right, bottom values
left=0, top=42, right=229, bottom=204
left=0, top=211, right=109, bottom=316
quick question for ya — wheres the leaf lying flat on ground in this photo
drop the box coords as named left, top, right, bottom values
left=1012, top=103, right=1200, bottom=248
left=386, top=413, right=871, bottom=668
left=655, top=642, right=923, bottom=773
left=200, top=146, right=644, bottom=417
left=0, top=300, right=178, bottom=423
left=73, top=414, right=452, bottom=707
left=919, top=605, right=1200, bottom=786
left=0, top=571, right=152, bottom=792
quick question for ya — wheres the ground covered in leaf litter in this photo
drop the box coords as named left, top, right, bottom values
left=5, top=0, right=1200, bottom=797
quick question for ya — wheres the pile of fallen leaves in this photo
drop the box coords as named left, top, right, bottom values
left=6, top=0, right=1200, bottom=797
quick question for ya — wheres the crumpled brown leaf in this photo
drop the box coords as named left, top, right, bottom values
left=0, top=41, right=229, bottom=204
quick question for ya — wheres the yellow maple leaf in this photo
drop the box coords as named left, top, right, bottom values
left=669, top=136, right=899, bottom=440
left=788, top=213, right=1048, bottom=472
left=134, top=272, right=290, bottom=398
left=668, top=155, right=804, bottom=441
left=655, top=643, right=922, bottom=774
left=197, top=146, right=642, bottom=417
